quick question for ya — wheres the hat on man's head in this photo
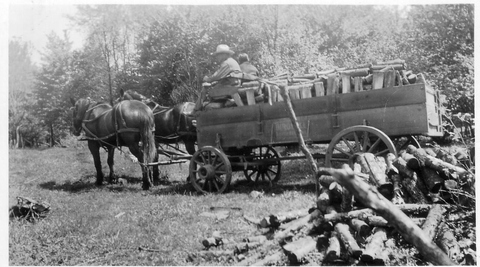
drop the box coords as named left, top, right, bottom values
left=211, top=44, right=235, bottom=56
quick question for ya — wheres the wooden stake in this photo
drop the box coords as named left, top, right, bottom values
left=280, top=85, right=319, bottom=197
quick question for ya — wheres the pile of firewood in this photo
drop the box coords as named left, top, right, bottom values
left=186, top=146, right=475, bottom=266
left=267, top=59, right=428, bottom=97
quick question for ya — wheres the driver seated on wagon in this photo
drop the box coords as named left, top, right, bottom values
left=199, top=45, right=264, bottom=109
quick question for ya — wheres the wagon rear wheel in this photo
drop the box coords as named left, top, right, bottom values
left=189, top=146, right=232, bottom=194
left=326, top=126, right=397, bottom=168
left=392, top=135, right=421, bottom=152
left=243, top=146, right=281, bottom=183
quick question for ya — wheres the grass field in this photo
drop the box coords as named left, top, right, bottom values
left=9, top=143, right=319, bottom=265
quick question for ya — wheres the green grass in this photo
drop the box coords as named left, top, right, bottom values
left=9, top=145, right=316, bottom=266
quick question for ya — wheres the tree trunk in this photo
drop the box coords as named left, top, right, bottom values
left=49, top=123, right=54, bottom=147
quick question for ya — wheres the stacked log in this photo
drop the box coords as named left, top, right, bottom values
left=187, top=146, right=474, bottom=266
left=266, top=59, right=429, bottom=100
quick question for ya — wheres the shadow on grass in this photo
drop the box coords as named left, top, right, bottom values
left=230, top=179, right=317, bottom=195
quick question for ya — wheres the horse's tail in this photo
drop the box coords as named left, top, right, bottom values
left=140, top=111, right=157, bottom=165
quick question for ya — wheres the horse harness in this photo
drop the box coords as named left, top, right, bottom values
left=80, top=102, right=142, bottom=149
left=150, top=102, right=188, bottom=141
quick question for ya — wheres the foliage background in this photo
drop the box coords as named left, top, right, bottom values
left=8, top=4, right=474, bottom=147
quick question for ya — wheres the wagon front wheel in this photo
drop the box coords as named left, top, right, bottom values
left=243, top=146, right=281, bottom=183
left=189, top=146, right=232, bottom=194
left=325, top=126, right=397, bottom=168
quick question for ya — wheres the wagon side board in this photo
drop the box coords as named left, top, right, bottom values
left=196, top=84, right=443, bottom=149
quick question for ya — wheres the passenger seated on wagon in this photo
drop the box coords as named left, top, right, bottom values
left=238, top=53, right=259, bottom=77
left=203, top=44, right=242, bottom=87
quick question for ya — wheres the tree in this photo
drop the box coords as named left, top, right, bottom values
left=8, top=39, right=37, bottom=148
left=34, top=31, right=73, bottom=147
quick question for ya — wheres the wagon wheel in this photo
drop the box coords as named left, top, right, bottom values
left=392, top=135, right=421, bottom=152
left=189, top=146, right=232, bottom=194
left=243, top=146, right=281, bottom=183
left=325, top=126, right=397, bottom=168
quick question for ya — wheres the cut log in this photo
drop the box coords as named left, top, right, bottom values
left=341, top=74, right=351, bottom=94
left=276, top=210, right=322, bottom=242
left=392, top=157, right=418, bottom=181
left=402, top=177, right=428, bottom=204
left=319, top=174, right=337, bottom=188
left=407, top=74, right=417, bottom=84
left=326, top=74, right=339, bottom=95
left=435, top=222, right=461, bottom=263
left=363, top=74, right=373, bottom=84
left=407, top=145, right=467, bottom=177
left=349, top=218, right=371, bottom=238
left=383, top=70, right=396, bottom=88
left=400, top=70, right=410, bottom=85
left=390, top=173, right=405, bottom=205
left=399, top=150, right=420, bottom=170
left=355, top=153, right=393, bottom=200
left=317, top=166, right=455, bottom=265
left=464, top=249, right=477, bottom=265
left=316, top=187, right=331, bottom=213
left=371, top=63, right=406, bottom=71
left=366, top=215, right=425, bottom=227
left=259, top=208, right=310, bottom=228
left=395, top=70, right=402, bottom=86
left=324, top=208, right=375, bottom=223
left=420, top=167, right=444, bottom=194
left=339, top=68, right=370, bottom=77
left=233, top=241, right=264, bottom=255
left=372, top=71, right=385, bottom=89
left=314, top=82, right=325, bottom=97
left=421, top=204, right=445, bottom=241
left=361, top=227, right=387, bottom=263
left=329, top=181, right=343, bottom=203
left=334, top=222, right=363, bottom=258
left=353, top=77, right=363, bottom=92
left=282, top=236, right=317, bottom=264
left=324, top=231, right=341, bottom=263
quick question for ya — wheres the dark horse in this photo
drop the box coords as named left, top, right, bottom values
left=119, top=89, right=197, bottom=155
left=70, top=98, right=158, bottom=190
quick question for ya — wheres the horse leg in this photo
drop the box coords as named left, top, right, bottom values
left=88, top=141, right=104, bottom=185
left=184, top=139, right=196, bottom=155
left=107, top=147, right=115, bottom=184
left=128, top=144, right=152, bottom=190
left=152, top=152, right=160, bottom=185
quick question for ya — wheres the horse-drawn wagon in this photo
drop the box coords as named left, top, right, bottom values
left=183, top=65, right=444, bottom=194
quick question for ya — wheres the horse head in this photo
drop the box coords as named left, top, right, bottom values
left=70, top=97, right=92, bottom=136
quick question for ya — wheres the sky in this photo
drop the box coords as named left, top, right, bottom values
left=9, top=4, right=84, bottom=64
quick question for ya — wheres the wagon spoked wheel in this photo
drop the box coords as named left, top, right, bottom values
left=243, top=146, right=281, bottom=183
left=392, top=135, right=421, bottom=152
left=189, top=146, right=232, bottom=194
left=325, top=126, right=397, bottom=168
